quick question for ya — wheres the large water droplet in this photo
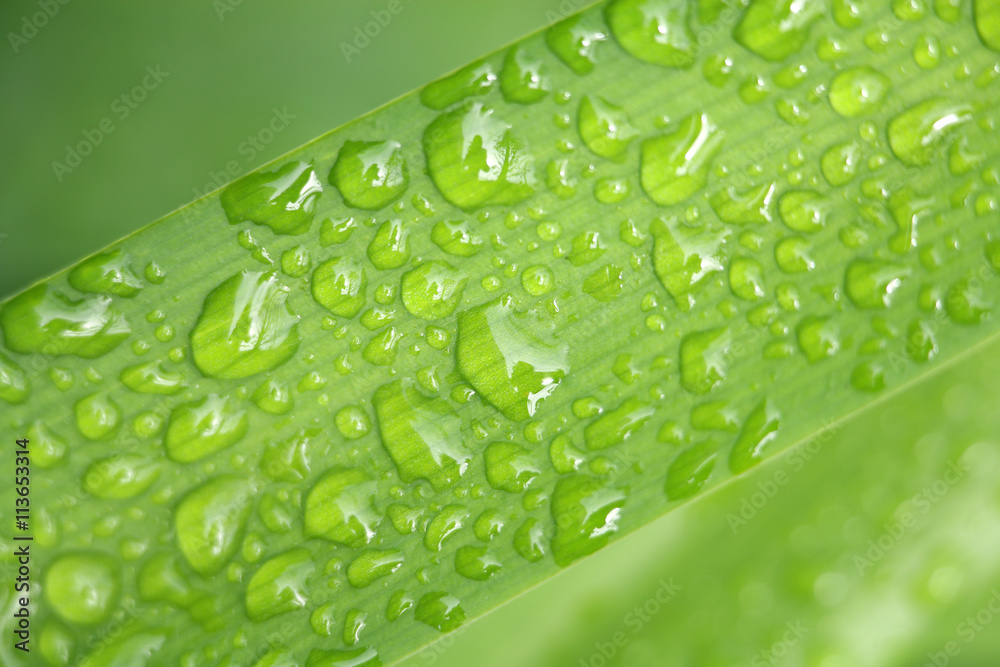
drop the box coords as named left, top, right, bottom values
left=164, top=394, right=249, bottom=463
left=0, top=351, right=29, bottom=404
left=367, top=219, right=411, bottom=270
left=347, top=549, right=404, bottom=588
left=845, top=259, right=910, bottom=308
left=68, top=249, right=143, bottom=297
left=401, top=261, right=467, bottom=320
left=0, top=285, right=130, bottom=358
left=221, top=161, right=322, bottom=235
left=415, top=592, right=466, bottom=632
left=120, top=360, right=186, bottom=395
left=680, top=326, right=731, bottom=394
left=306, top=647, right=382, bottom=667
left=190, top=270, right=300, bottom=379
left=796, top=316, right=841, bottom=362
left=888, top=99, right=972, bottom=167
left=175, top=475, right=252, bottom=575
left=483, top=442, right=539, bottom=492
left=546, top=16, right=607, bottom=74
left=500, top=47, right=551, bottom=104
left=431, top=220, right=485, bottom=257
left=606, top=0, right=697, bottom=68
left=83, top=454, right=161, bottom=499
left=974, top=0, right=1000, bottom=51
left=652, top=217, right=729, bottom=311
left=551, top=474, right=625, bottom=567
left=710, top=182, right=776, bottom=226
left=245, top=548, right=315, bottom=622
left=584, top=397, right=654, bottom=450
left=578, top=96, right=639, bottom=161
left=421, top=60, right=497, bottom=110
left=829, top=67, right=891, bottom=117
left=665, top=439, right=718, bottom=500
left=734, top=0, right=824, bottom=62
left=45, top=551, right=120, bottom=625
left=424, top=103, right=536, bottom=211
left=373, top=379, right=470, bottom=489
left=425, top=505, right=470, bottom=552
left=456, top=296, right=569, bottom=421
left=454, top=545, right=503, bottom=581
left=330, top=140, right=409, bottom=210
left=641, top=113, right=724, bottom=207
left=728, top=400, right=781, bottom=473
left=312, top=257, right=367, bottom=318
left=304, top=467, right=381, bottom=547
left=75, top=391, right=121, bottom=441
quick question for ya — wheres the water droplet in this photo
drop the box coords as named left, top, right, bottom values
left=306, top=647, right=381, bottom=667
left=320, top=217, right=357, bottom=246
left=75, top=391, right=121, bottom=441
left=546, top=16, right=607, bottom=75
left=456, top=296, right=569, bottom=421
left=362, top=326, right=403, bottom=366
left=431, top=220, right=485, bottom=257
left=330, top=141, right=408, bottom=212
left=68, top=249, right=143, bottom=297
left=905, top=318, right=938, bottom=361
left=888, top=98, right=972, bottom=167
left=728, top=400, right=781, bottom=473
left=261, top=428, right=321, bottom=483
left=191, top=270, right=300, bottom=379
left=680, top=326, right=731, bottom=394
left=729, top=255, right=765, bottom=301
left=245, top=548, right=315, bottom=622
left=690, top=400, right=739, bottom=431
left=521, top=265, right=556, bottom=296
left=584, top=397, right=654, bottom=450
left=734, top=0, right=823, bottom=62
left=796, top=316, right=841, bottom=362
left=851, top=360, right=886, bottom=392
left=28, top=421, right=67, bottom=468
left=373, top=379, right=470, bottom=489
left=513, top=518, right=547, bottom=562
left=415, top=592, right=466, bottom=632
left=424, top=505, right=470, bottom=552
left=83, top=454, right=160, bottom=499
left=665, top=439, right=718, bottom=500
left=578, top=96, right=639, bottom=161
left=975, top=0, right=1000, bottom=50
left=455, top=545, right=503, bottom=581
left=281, top=245, right=312, bottom=278
left=606, top=0, right=696, bottom=68
left=829, top=67, right=890, bottom=117
left=651, top=217, right=729, bottom=311
left=176, top=475, right=252, bottom=575
left=252, top=378, right=294, bottom=415
left=401, top=261, right=467, bottom=319
left=551, top=474, right=625, bottom=567
left=583, top=264, right=624, bottom=302
left=343, top=609, right=368, bottom=646
left=45, top=551, right=120, bottom=624
left=567, top=231, right=608, bottom=266
left=312, top=257, right=368, bottom=318
left=547, top=159, right=579, bottom=199
left=367, top=219, right=411, bottom=270
left=710, top=182, right=777, bottom=225
left=120, top=360, right=186, bottom=395
left=421, top=60, right=497, bottom=110
left=387, top=590, right=414, bottom=621
left=501, top=46, right=551, bottom=104
left=473, top=509, right=505, bottom=541
left=641, top=113, right=724, bottom=206
left=483, top=442, right=539, bottom=492
left=0, top=351, right=30, bottom=404
left=779, top=190, right=831, bottom=233
left=347, top=549, right=404, bottom=588
left=821, top=141, right=862, bottom=186
left=424, top=103, right=536, bottom=211
left=774, top=236, right=815, bottom=273
left=334, top=405, right=372, bottom=440
left=304, top=467, right=381, bottom=547
left=845, top=259, right=910, bottom=308
left=164, top=394, right=249, bottom=463
left=0, top=285, right=130, bottom=358
left=946, top=276, right=991, bottom=324
left=221, top=161, right=322, bottom=235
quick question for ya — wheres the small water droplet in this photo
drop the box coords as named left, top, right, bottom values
left=245, top=549, right=315, bottom=622
left=641, top=113, right=724, bottom=206
left=164, top=394, right=249, bottom=463
left=175, top=475, right=252, bottom=575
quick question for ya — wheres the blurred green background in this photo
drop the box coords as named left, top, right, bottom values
left=4, top=2, right=1000, bottom=666
left=0, top=0, right=574, bottom=298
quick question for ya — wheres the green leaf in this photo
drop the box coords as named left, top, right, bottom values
left=3, top=2, right=1000, bottom=666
